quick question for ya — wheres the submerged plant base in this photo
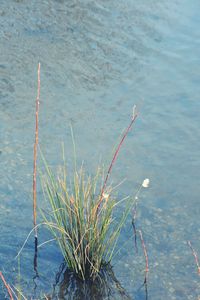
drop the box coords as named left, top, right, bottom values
left=50, top=264, right=132, bottom=300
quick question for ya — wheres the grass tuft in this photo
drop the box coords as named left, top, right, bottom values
left=40, top=110, right=138, bottom=281
left=41, top=161, right=135, bottom=281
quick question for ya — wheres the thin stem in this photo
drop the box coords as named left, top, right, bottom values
left=97, top=108, right=138, bottom=212
left=0, top=271, right=14, bottom=300
left=132, top=219, right=138, bottom=253
left=33, top=62, right=41, bottom=239
left=138, top=230, right=149, bottom=284
left=188, top=240, right=200, bottom=275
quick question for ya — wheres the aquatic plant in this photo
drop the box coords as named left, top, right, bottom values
left=42, top=163, right=128, bottom=281
left=33, top=62, right=41, bottom=274
left=41, top=111, right=138, bottom=281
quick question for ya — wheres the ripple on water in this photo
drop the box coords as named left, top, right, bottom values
left=0, top=0, right=200, bottom=299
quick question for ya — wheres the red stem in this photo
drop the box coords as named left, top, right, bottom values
left=0, top=271, right=14, bottom=300
left=138, top=230, right=149, bottom=283
left=33, top=63, right=41, bottom=238
left=97, top=111, right=138, bottom=211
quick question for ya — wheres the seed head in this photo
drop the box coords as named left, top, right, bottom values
left=142, top=178, right=150, bottom=188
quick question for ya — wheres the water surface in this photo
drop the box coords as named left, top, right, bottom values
left=0, top=0, right=200, bottom=299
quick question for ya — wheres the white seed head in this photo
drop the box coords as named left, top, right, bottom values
left=132, top=105, right=137, bottom=119
left=102, top=193, right=109, bottom=201
left=142, top=178, right=150, bottom=188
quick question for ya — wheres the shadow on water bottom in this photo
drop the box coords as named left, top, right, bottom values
left=47, top=263, right=132, bottom=300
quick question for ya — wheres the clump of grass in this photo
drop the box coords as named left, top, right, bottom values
left=41, top=163, right=133, bottom=281
left=41, top=111, right=138, bottom=281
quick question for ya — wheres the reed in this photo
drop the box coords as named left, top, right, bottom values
left=33, top=62, right=41, bottom=242
left=97, top=107, right=138, bottom=213
left=33, top=62, right=41, bottom=272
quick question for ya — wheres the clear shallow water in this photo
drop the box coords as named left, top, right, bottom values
left=0, top=0, right=200, bottom=299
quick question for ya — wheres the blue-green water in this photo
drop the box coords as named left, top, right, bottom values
left=1, top=0, right=200, bottom=299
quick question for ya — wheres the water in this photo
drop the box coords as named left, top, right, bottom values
left=1, top=0, right=200, bottom=299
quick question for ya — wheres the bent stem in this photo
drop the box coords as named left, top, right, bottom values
left=188, top=241, right=200, bottom=275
